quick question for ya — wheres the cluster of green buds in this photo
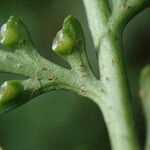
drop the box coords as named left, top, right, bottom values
left=0, top=16, right=34, bottom=113
left=0, top=15, right=93, bottom=114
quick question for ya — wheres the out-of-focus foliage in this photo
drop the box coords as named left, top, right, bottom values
left=0, top=0, right=149, bottom=150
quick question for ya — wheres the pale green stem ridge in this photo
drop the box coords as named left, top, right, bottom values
left=82, top=0, right=150, bottom=149
left=86, top=88, right=139, bottom=150
left=82, top=0, right=111, bottom=52
left=98, top=33, right=139, bottom=150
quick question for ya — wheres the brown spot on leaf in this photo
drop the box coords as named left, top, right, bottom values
left=112, top=59, right=115, bottom=65
left=82, top=74, right=87, bottom=80
left=16, top=64, right=21, bottom=70
left=81, top=86, right=85, bottom=93
left=35, top=77, right=42, bottom=82
left=31, top=88, right=40, bottom=95
left=43, top=67, right=48, bottom=71
left=48, top=77, right=58, bottom=81
left=54, top=77, right=58, bottom=80
left=48, top=77, right=53, bottom=81
left=80, top=64, right=85, bottom=68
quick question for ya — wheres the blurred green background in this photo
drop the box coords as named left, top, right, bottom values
left=0, top=0, right=149, bottom=149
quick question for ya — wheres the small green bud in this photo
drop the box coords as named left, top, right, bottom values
left=0, top=16, right=31, bottom=47
left=0, top=80, right=24, bottom=113
left=52, top=15, right=84, bottom=56
left=52, top=30, right=74, bottom=55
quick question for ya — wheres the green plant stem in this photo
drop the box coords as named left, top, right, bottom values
left=83, top=0, right=142, bottom=149
left=110, top=0, right=150, bottom=32
left=85, top=88, right=139, bottom=150
left=82, top=0, right=110, bottom=52
left=98, top=32, right=139, bottom=150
